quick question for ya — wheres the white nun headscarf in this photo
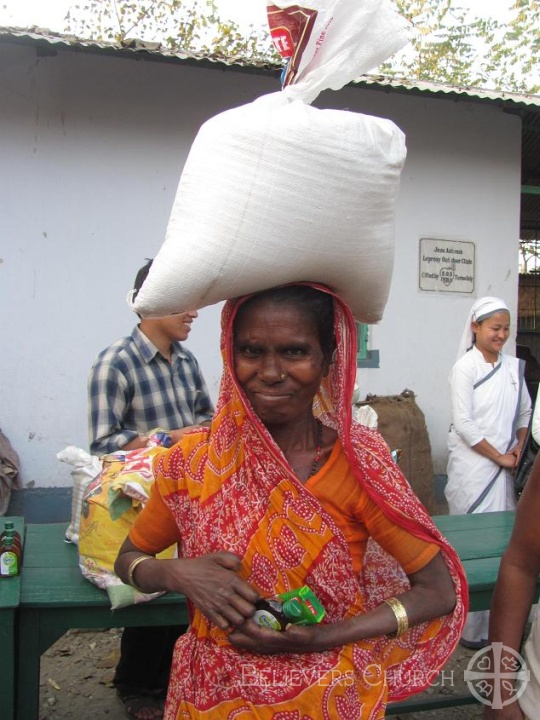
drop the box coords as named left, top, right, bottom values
left=456, top=296, right=510, bottom=361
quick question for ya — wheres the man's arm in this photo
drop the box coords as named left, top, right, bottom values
left=88, top=356, right=139, bottom=455
left=191, top=359, right=215, bottom=424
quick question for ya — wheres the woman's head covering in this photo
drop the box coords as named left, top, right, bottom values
left=456, top=296, right=510, bottom=361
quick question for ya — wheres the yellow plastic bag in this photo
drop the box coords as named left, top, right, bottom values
left=79, top=436, right=175, bottom=609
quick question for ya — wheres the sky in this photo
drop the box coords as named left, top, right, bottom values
left=0, top=0, right=512, bottom=34
left=0, top=0, right=263, bottom=30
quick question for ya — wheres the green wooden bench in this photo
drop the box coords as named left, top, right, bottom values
left=387, top=509, right=518, bottom=715
left=0, top=516, right=23, bottom=720
left=12, top=511, right=520, bottom=719
left=16, top=522, right=188, bottom=720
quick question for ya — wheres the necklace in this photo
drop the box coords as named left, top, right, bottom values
left=309, top=419, right=324, bottom=478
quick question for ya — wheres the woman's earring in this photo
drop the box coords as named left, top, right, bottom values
left=280, top=372, right=287, bottom=381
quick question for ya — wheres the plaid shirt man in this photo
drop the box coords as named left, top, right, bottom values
left=88, top=325, right=214, bottom=455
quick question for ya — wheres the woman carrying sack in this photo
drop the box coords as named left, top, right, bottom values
left=115, top=284, right=466, bottom=719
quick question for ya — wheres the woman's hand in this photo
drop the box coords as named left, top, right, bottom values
left=228, top=618, right=342, bottom=654
left=115, top=538, right=259, bottom=632
left=471, top=438, right=518, bottom=469
left=498, top=452, right=519, bottom=469
left=163, top=552, right=259, bottom=631
left=507, top=442, right=523, bottom=466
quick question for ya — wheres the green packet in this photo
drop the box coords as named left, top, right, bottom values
left=253, top=584, right=326, bottom=631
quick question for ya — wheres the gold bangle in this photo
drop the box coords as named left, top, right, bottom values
left=384, top=596, right=409, bottom=638
left=127, top=554, right=153, bottom=593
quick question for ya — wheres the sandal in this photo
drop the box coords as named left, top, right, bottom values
left=116, top=690, right=164, bottom=720
left=459, top=637, right=488, bottom=651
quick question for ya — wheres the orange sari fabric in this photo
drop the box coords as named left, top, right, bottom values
left=130, top=285, right=467, bottom=719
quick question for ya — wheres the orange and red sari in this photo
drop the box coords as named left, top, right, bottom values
left=129, top=285, right=467, bottom=719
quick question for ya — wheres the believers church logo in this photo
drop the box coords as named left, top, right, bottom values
left=464, top=642, right=530, bottom=709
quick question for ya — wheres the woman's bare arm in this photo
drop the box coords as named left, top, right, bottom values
left=228, top=551, right=456, bottom=654
left=115, top=536, right=259, bottom=630
left=483, top=456, right=540, bottom=719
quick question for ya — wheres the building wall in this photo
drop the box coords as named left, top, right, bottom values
left=0, top=41, right=522, bottom=511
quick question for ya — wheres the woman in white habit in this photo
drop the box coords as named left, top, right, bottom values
left=445, top=296, right=531, bottom=649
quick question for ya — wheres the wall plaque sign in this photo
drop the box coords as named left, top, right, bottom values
left=419, top=238, right=475, bottom=293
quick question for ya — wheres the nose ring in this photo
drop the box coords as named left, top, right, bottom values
left=280, top=372, right=287, bottom=381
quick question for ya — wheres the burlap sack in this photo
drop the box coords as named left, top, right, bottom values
left=356, top=389, right=436, bottom=513
left=0, top=428, right=20, bottom=516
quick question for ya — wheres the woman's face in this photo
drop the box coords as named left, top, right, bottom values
left=472, top=310, right=511, bottom=362
left=233, top=299, right=330, bottom=427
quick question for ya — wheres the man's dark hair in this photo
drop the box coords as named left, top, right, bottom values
left=132, top=259, right=153, bottom=302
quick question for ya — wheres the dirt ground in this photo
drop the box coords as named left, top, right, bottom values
left=38, top=628, right=484, bottom=720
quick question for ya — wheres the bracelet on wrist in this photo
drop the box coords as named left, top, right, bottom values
left=383, top=596, right=409, bottom=638
left=127, top=554, right=154, bottom=592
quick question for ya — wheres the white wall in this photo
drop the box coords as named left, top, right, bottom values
left=0, top=40, right=522, bottom=488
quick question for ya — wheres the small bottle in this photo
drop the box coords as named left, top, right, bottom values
left=253, top=586, right=326, bottom=631
left=0, top=528, right=21, bottom=578
left=0, top=520, right=21, bottom=552
left=253, top=596, right=305, bottom=631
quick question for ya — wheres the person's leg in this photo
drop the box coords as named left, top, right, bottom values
left=460, top=610, right=489, bottom=649
left=155, top=625, right=185, bottom=696
left=114, top=626, right=185, bottom=719
left=114, top=625, right=186, bottom=692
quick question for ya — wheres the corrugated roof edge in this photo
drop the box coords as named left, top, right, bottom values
left=1, top=25, right=540, bottom=110
left=352, top=75, right=540, bottom=110
left=0, top=25, right=281, bottom=72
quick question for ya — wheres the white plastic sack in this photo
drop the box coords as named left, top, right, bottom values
left=57, top=446, right=102, bottom=545
left=352, top=384, right=378, bottom=428
left=268, top=0, right=410, bottom=104
left=130, top=0, right=409, bottom=323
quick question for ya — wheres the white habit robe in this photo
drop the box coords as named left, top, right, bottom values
left=445, top=345, right=531, bottom=644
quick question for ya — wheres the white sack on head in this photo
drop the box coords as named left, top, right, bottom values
left=130, top=0, right=409, bottom=323
left=133, top=94, right=406, bottom=322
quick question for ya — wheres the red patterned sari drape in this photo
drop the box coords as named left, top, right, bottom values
left=142, top=284, right=467, bottom=719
